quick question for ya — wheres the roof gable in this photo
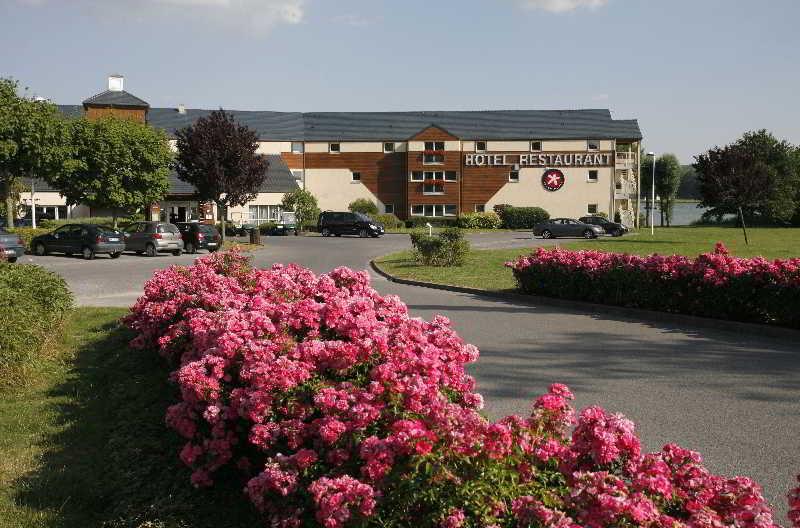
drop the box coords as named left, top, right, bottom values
left=408, top=124, right=459, bottom=141
left=83, top=90, right=150, bottom=108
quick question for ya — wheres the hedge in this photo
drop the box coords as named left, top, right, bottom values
left=506, top=243, right=800, bottom=328
left=496, top=206, right=550, bottom=229
left=8, top=227, right=50, bottom=249
left=457, top=211, right=502, bottom=229
left=409, top=227, right=470, bottom=266
left=0, top=263, right=73, bottom=385
left=370, top=213, right=404, bottom=229
left=124, top=251, right=800, bottom=528
left=404, top=217, right=459, bottom=229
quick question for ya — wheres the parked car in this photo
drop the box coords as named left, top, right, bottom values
left=123, top=221, right=184, bottom=257
left=579, top=215, right=629, bottom=237
left=176, top=222, right=222, bottom=253
left=533, top=218, right=604, bottom=239
left=0, top=228, right=25, bottom=263
left=31, top=224, right=125, bottom=259
left=318, top=211, right=385, bottom=238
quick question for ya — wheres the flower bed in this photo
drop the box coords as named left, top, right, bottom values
left=506, top=243, right=800, bottom=328
left=125, top=250, right=799, bottom=527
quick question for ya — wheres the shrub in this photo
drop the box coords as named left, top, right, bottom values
left=506, top=242, right=800, bottom=328
left=39, top=216, right=117, bottom=229
left=410, top=227, right=469, bottom=266
left=348, top=198, right=379, bottom=216
left=404, top=217, right=458, bottom=229
left=370, top=213, right=403, bottom=230
left=8, top=227, right=50, bottom=249
left=258, top=222, right=278, bottom=235
left=457, top=211, right=502, bottom=229
left=125, top=252, right=798, bottom=528
left=281, top=189, right=320, bottom=232
left=497, top=206, right=550, bottom=229
left=0, top=263, right=72, bottom=385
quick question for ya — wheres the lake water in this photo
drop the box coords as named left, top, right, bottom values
left=643, top=201, right=710, bottom=226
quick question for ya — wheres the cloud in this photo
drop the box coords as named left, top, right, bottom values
left=517, top=0, right=608, bottom=13
left=332, top=13, right=381, bottom=27
left=9, top=0, right=306, bottom=34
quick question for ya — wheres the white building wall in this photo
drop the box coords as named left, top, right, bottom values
left=304, top=169, right=383, bottom=211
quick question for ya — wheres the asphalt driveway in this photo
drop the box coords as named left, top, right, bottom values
left=22, top=231, right=800, bottom=516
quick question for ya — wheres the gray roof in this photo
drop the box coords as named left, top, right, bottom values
left=168, top=154, right=298, bottom=196
left=83, top=90, right=150, bottom=108
left=58, top=106, right=641, bottom=141
left=22, top=177, right=59, bottom=193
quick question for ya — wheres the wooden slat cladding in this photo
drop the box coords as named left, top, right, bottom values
left=461, top=165, right=514, bottom=212
left=280, top=153, right=304, bottom=169
left=305, top=152, right=407, bottom=217
left=85, top=107, right=147, bottom=123
left=409, top=126, right=459, bottom=141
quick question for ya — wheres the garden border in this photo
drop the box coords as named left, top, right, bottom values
left=370, top=259, right=800, bottom=341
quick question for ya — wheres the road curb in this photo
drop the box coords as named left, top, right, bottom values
left=369, top=260, right=800, bottom=342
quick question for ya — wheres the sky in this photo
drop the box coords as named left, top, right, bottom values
left=1, top=0, right=798, bottom=163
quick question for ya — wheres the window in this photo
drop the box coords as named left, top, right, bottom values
left=411, top=204, right=456, bottom=217
left=249, top=205, right=282, bottom=223
left=291, top=142, right=304, bottom=153
left=423, top=183, right=444, bottom=194
left=476, top=141, right=487, bottom=152
left=530, top=140, right=542, bottom=151
left=424, top=141, right=444, bottom=151
left=587, top=204, right=598, bottom=214
left=444, top=171, right=458, bottom=182
left=444, top=204, right=457, bottom=216
left=424, top=171, right=441, bottom=179
left=383, top=142, right=395, bottom=153
left=411, top=205, right=424, bottom=216
left=587, top=139, right=600, bottom=151
left=587, top=170, right=598, bottom=182
left=509, top=170, right=520, bottom=182
left=385, top=204, right=394, bottom=214
left=423, top=153, right=444, bottom=164
left=410, top=171, right=424, bottom=181
left=329, top=143, right=341, bottom=153
left=352, top=172, right=361, bottom=182
left=474, top=204, right=485, bottom=213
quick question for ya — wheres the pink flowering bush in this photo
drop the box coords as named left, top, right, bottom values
left=506, top=243, right=800, bottom=327
left=126, top=250, right=798, bottom=526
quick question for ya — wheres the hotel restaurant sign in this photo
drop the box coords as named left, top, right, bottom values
left=465, top=152, right=613, bottom=167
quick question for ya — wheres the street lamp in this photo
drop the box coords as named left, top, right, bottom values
left=647, top=152, right=656, bottom=236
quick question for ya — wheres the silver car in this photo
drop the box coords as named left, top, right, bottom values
left=123, top=221, right=184, bottom=256
left=533, top=218, right=605, bottom=239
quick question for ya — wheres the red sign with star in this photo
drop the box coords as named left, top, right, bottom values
left=542, top=169, right=566, bottom=191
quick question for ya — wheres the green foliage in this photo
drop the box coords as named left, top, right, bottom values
left=654, top=153, right=683, bottom=226
left=457, top=211, right=503, bottom=229
left=371, top=213, right=403, bottom=229
left=677, top=165, right=702, bottom=199
left=347, top=198, right=379, bottom=216
left=0, top=263, right=72, bottom=386
left=281, top=188, right=320, bottom=231
left=258, top=221, right=278, bottom=234
left=409, top=228, right=470, bottom=266
left=38, top=216, right=120, bottom=229
left=7, top=227, right=49, bottom=248
left=497, top=206, right=550, bottom=229
left=405, top=217, right=459, bottom=228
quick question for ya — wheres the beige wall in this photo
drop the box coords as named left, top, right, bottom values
left=225, top=193, right=288, bottom=223
left=304, top=168, right=383, bottom=211
left=485, top=167, right=613, bottom=218
left=408, top=140, right=460, bottom=151
left=256, top=142, right=293, bottom=154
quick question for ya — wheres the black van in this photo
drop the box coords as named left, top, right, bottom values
left=318, top=212, right=384, bottom=238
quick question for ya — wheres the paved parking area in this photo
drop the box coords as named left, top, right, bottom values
left=22, top=231, right=800, bottom=515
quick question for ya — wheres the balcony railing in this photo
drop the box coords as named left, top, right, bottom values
left=615, top=151, right=636, bottom=168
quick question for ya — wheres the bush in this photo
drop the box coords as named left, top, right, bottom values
left=404, top=217, right=458, bottom=229
left=8, top=227, right=50, bottom=249
left=39, top=216, right=116, bottom=229
left=497, top=206, right=550, bottom=229
left=370, top=213, right=403, bottom=230
left=507, top=243, right=800, bottom=328
left=258, top=222, right=278, bottom=235
left=124, top=252, right=798, bottom=528
left=0, top=263, right=73, bottom=385
left=281, top=189, right=320, bottom=232
left=410, top=227, right=470, bottom=266
left=348, top=198, right=379, bottom=216
left=457, top=211, right=502, bottom=229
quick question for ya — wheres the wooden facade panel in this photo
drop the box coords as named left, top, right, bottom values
left=280, top=152, right=304, bottom=169
left=85, top=106, right=147, bottom=123
left=461, top=165, right=514, bottom=212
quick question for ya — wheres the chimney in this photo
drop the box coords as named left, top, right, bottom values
left=108, top=74, right=124, bottom=92
left=177, top=104, right=186, bottom=114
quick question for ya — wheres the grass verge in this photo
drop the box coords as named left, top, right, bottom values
left=0, top=307, right=259, bottom=528
left=374, top=227, right=800, bottom=293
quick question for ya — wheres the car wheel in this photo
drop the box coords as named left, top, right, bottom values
left=145, top=244, right=157, bottom=257
left=185, top=242, right=196, bottom=254
left=110, top=251, right=122, bottom=259
left=541, top=230, right=553, bottom=239
left=321, top=228, right=331, bottom=237
left=613, top=229, right=623, bottom=237
left=358, top=228, right=368, bottom=238
left=7, top=257, right=17, bottom=263
left=172, top=249, right=183, bottom=256
left=335, top=233, right=341, bottom=237
left=34, top=242, right=47, bottom=256
left=82, top=246, right=95, bottom=260
left=583, top=230, right=595, bottom=239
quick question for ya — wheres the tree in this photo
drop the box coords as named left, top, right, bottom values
left=693, top=130, right=800, bottom=226
left=46, top=116, right=172, bottom=227
left=348, top=198, right=378, bottom=216
left=174, top=110, right=267, bottom=241
left=0, top=78, right=73, bottom=227
left=281, top=188, right=319, bottom=231
left=677, top=165, right=701, bottom=200
left=654, top=153, right=682, bottom=226
left=640, top=152, right=655, bottom=227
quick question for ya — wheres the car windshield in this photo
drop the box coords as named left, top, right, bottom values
left=158, top=224, right=180, bottom=234
left=95, top=225, right=121, bottom=235
left=355, top=213, right=372, bottom=222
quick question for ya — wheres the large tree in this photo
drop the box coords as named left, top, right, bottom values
left=174, top=109, right=267, bottom=241
left=693, top=129, right=800, bottom=224
left=281, top=188, right=319, bottom=231
left=0, top=77, right=72, bottom=227
left=46, top=116, right=172, bottom=227
left=654, top=153, right=682, bottom=226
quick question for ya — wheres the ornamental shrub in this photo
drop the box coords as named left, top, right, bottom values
left=348, top=198, right=379, bottom=216
left=0, top=263, right=72, bottom=385
left=125, top=253, right=800, bottom=527
left=457, top=211, right=502, bottom=229
left=498, top=206, right=550, bottom=229
left=8, top=227, right=49, bottom=249
left=370, top=213, right=403, bottom=230
left=405, top=217, right=458, bottom=229
left=410, top=228, right=469, bottom=266
left=506, top=243, right=800, bottom=328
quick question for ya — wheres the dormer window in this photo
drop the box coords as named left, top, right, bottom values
left=587, top=139, right=600, bottom=151
left=476, top=141, right=487, bottom=152
left=383, top=142, right=395, bottom=153
left=329, top=143, right=341, bottom=153
left=530, top=140, right=542, bottom=151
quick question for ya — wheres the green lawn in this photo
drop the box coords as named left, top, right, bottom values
left=0, top=308, right=259, bottom=528
left=374, top=227, right=800, bottom=293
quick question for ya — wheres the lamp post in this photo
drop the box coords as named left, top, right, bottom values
left=647, top=152, right=656, bottom=236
